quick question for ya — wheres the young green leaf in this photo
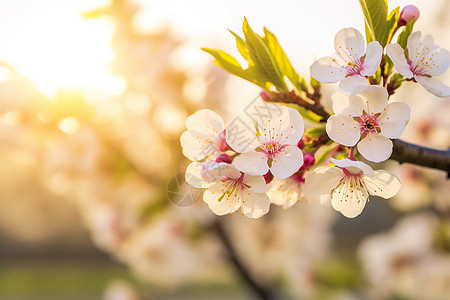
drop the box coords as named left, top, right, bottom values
left=359, top=0, right=391, bottom=47
left=228, top=29, right=251, bottom=62
left=397, top=18, right=415, bottom=48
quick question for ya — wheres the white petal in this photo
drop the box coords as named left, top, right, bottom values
left=186, top=109, right=225, bottom=133
left=386, top=43, right=414, bottom=78
left=277, top=107, right=304, bottom=145
left=242, top=174, right=266, bottom=193
left=232, top=150, right=269, bottom=175
left=226, top=117, right=259, bottom=153
left=180, top=131, right=215, bottom=161
left=426, top=48, right=449, bottom=77
left=185, top=162, right=211, bottom=188
left=268, top=178, right=303, bottom=208
left=414, top=75, right=450, bottom=98
left=338, top=76, right=369, bottom=95
left=332, top=91, right=364, bottom=115
left=304, top=166, right=343, bottom=205
left=379, top=102, right=411, bottom=138
left=356, top=85, right=388, bottom=114
left=334, top=28, right=366, bottom=61
left=330, top=158, right=375, bottom=177
left=203, top=181, right=241, bottom=215
left=357, top=134, right=393, bottom=162
left=241, top=191, right=270, bottom=219
left=363, top=170, right=401, bottom=199
left=331, top=177, right=368, bottom=218
left=360, top=41, right=382, bottom=76
left=326, top=115, right=360, bottom=146
left=202, top=161, right=241, bottom=181
left=407, top=31, right=422, bottom=59
left=310, top=56, right=347, bottom=83
left=270, top=145, right=303, bottom=179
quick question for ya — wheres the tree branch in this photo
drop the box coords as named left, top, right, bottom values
left=391, top=139, right=450, bottom=175
left=212, top=219, right=276, bottom=300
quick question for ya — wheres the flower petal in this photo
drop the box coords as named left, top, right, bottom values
left=407, top=31, right=422, bottom=59
left=232, top=150, right=269, bottom=175
left=203, top=181, right=241, bottom=215
left=360, top=41, right=382, bottom=76
left=185, top=162, right=211, bottom=188
left=202, top=161, right=241, bottom=181
left=386, top=43, right=414, bottom=78
left=330, top=158, right=375, bottom=177
left=363, top=170, right=401, bottom=199
left=310, top=56, right=346, bottom=83
left=226, top=117, right=259, bottom=153
left=186, top=109, right=225, bottom=133
left=332, top=91, right=365, bottom=115
left=241, top=191, right=270, bottom=219
left=326, top=115, right=360, bottom=146
left=334, top=28, right=366, bottom=62
left=180, top=131, right=215, bottom=161
left=356, top=85, right=389, bottom=114
left=414, top=75, right=450, bottom=98
left=242, top=174, right=266, bottom=193
left=426, top=48, right=449, bottom=77
left=338, top=75, right=369, bottom=95
left=379, top=102, right=411, bottom=138
left=278, top=107, right=304, bottom=145
left=270, top=145, right=303, bottom=179
left=331, top=177, right=368, bottom=218
left=357, top=134, right=393, bottom=162
left=304, top=166, right=343, bottom=205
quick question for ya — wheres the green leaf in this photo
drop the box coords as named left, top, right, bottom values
left=386, top=6, right=400, bottom=44
left=262, top=27, right=303, bottom=92
left=277, top=103, right=323, bottom=124
left=397, top=18, right=415, bottom=48
left=201, top=47, right=266, bottom=89
left=228, top=29, right=250, bottom=61
left=242, top=17, right=288, bottom=91
left=359, top=0, right=393, bottom=47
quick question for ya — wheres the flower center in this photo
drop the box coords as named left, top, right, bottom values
left=261, top=142, right=284, bottom=159
left=357, top=114, right=380, bottom=135
left=345, top=60, right=363, bottom=76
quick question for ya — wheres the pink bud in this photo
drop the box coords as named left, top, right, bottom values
left=260, top=90, right=271, bottom=101
left=303, top=153, right=316, bottom=168
left=215, top=153, right=232, bottom=164
left=297, top=139, right=304, bottom=149
left=399, top=5, right=420, bottom=26
left=263, top=171, right=274, bottom=184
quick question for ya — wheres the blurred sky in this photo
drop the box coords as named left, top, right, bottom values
left=0, top=0, right=448, bottom=105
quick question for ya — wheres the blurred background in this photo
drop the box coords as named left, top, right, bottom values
left=0, top=0, right=448, bottom=299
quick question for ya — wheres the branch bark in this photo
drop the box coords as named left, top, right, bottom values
left=212, top=220, right=276, bottom=300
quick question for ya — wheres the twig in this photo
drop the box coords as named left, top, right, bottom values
left=212, top=219, right=276, bottom=300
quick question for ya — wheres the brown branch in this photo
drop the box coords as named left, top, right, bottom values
left=391, top=139, right=450, bottom=175
left=212, top=219, right=276, bottom=300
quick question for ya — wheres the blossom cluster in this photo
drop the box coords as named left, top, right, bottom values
left=181, top=12, right=449, bottom=219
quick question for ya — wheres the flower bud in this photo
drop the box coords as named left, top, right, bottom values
left=399, top=5, right=420, bottom=26
left=303, top=153, right=316, bottom=168
left=215, top=153, right=232, bottom=164
left=297, top=139, right=304, bottom=149
left=263, top=171, right=274, bottom=184
left=260, top=90, right=271, bottom=101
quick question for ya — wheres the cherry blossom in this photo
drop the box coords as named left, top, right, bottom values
left=267, top=174, right=305, bottom=209
left=326, top=85, right=410, bottom=162
left=226, top=105, right=304, bottom=179
left=185, top=161, right=270, bottom=218
left=304, top=158, right=401, bottom=218
left=310, top=28, right=382, bottom=94
left=386, top=31, right=450, bottom=97
left=180, top=109, right=227, bottom=162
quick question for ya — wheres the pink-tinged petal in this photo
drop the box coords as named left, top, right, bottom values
left=360, top=41, right=382, bottom=76
left=202, top=161, right=241, bottom=181
left=330, top=158, right=375, bottom=177
left=426, top=48, right=449, bottom=77
left=226, top=118, right=259, bottom=153
left=326, top=115, right=360, bottom=146
left=304, top=166, right=343, bottom=205
left=310, top=56, right=347, bottom=83
left=331, top=177, right=368, bottom=218
left=338, top=76, right=370, bottom=96
left=379, top=102, right=411, bottom=139
left=180, top=131, right=213, bottom=161
left=242, top=174, right=266, bottom=193
left=203, top=182, right=241, bottom=216
left=278, top=107, right=304, bottom=145
left=414, top=75, right=450, bottom=98
left=357, top=134, right=393, bottom=162
left=233, top=150, right=269, bottom=175
left=363, top=170, right=401, bottom=199
left=386, top=43, right=414, bottom=78
left=356, top=85, right=388, bottom=114
left=270, top=145, right=303, bottom=179
left=332, top=91, right=364, bottom=115
left=334, top=28, right=366, bottom=61
left=241, top=192, right=270, bottom=219
left=186, top=109, right=224, bottom=133
left=407, top=31, right=422, bottom=58
left=185, top=162, right=211, bottom=188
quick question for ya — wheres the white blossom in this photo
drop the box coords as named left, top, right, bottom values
left=226, top=105, right=304, bottom=179
left=386, top=31, right=450, bottom=97
left=326, top=85, right=410, bottom=162
left=304, top=158, right=401, bottom=218
left=310, top=28, right=382, bottom=95
left=267, top=174, right=305, bottom=209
